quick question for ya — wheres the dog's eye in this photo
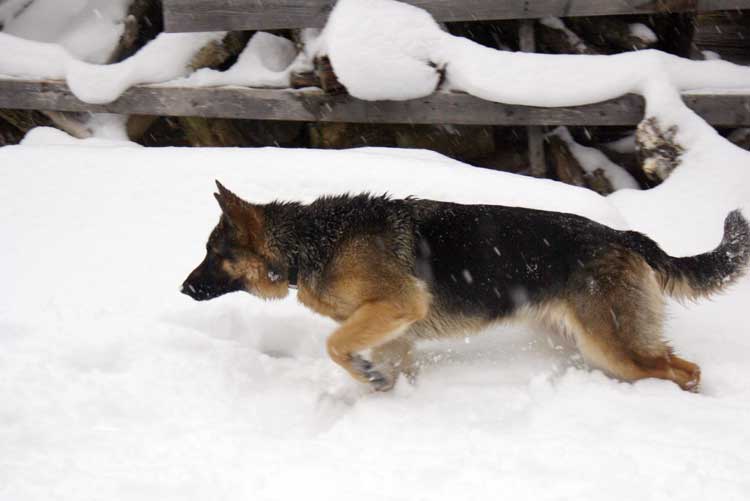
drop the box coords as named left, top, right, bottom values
left=206, top=248, right=226, bottom=264
left=208, top=245, right=228, bottom=258
left=267, top=269, right=281, bottom=282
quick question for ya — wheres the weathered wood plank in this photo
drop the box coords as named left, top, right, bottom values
left=163, top=0, right=750, bottom=32
left=2, top=79, right=750, bottom=126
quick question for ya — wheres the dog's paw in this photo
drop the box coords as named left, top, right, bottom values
left=351, top=354, right=394, bottom=391
left=679, top=368, right=701, bottom=393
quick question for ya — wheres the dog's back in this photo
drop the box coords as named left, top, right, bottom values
left=411, top=200, right=618, bottom=319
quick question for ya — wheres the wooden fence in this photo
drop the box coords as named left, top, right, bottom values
left=163, top=0, right=750, bottom=32
left=2, top=80, right=750, bottom=126
left=2, top=1, right=750, bottom=131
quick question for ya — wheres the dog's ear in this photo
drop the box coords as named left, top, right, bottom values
left=214, top=180, right=263, bottom=235
left=214, top=180, right=242, bottom=217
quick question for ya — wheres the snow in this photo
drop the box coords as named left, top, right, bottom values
left=551, top=126, right=640, bottom=191
left=3, top=0, right=750, bottom=497
left=0, top=31, right=226, bottom=103
left=0, top=32, right=70, bottom=79
left=2, top=136, right=750, bottom=499
left=1, top=0, right=130, bottom=63
left=0, top=25, right=304, bottom=102
left=539, top=17, right=591, bottom=54
left=604, top=133, right=637, bottom=154
left=83, top=113, right=130, bottom=141
left=66, top=32, right=226, bottom=104
left=323, top=0, right=445, bottom=100
left=178, top=32, right=297, bottom=89
left=1, top=0, right=749, bottom=109
left=324, top=0, right=750, bottom=104
left=21, top=125, right=137, bottom=147
left=0, top=0, right=29, bottom=27
left=702, top=50, right=722, bottom=61
left=629, top=22, right=658, bottom=44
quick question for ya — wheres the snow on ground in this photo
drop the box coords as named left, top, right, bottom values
left=2, top=139, right=750, bottom=500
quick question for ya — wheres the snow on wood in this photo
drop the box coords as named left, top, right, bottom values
left=1, top=0, right=131, bottom=63
left=0, top=31, right=227, bottom=104
left=324, top=0, right=750, bottom=104
left=551, top=126, right=640, bottom=191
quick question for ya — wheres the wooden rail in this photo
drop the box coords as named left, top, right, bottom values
left=3, top=79, right=750, bottom=126
left=163, top=0, right=750, bottom=32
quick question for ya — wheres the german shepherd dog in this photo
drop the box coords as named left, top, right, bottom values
left=182, top=181, right=750, bottom=392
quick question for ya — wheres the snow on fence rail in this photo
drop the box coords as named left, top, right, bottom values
left=2, top=79, right=750, bottom=126
left=162, top=0, right=750, bottom=32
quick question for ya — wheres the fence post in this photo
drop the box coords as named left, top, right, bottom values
left=519, top=19, right=547, bottom=178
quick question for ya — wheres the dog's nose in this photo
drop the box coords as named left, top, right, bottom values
left=181, top=281, right=213, bottom=301
left=181, top=282, right=196, bottom=297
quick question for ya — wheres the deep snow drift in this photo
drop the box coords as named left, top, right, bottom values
left=2, top=139, right=750, bottom=500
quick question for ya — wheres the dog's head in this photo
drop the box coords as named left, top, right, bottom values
left=181, top=181, right=290, bottom=301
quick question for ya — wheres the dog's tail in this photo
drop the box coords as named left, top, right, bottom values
left=624, top=210, right=750, bottom=300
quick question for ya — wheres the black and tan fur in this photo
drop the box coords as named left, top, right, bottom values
left=182, top=181, right=750, bottom=392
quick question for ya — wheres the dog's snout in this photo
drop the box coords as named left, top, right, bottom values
left=182, top=248, right=245, bottom=302
left=181, top=279, right=196, bottom=298
left=181, top=280, right=211, bottom=301
left=181, top=273, right=209, bottom=300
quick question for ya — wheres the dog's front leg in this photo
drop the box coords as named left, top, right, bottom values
left=372, top=336, right=418, bottom=385
left=326, top=296, right=427, bottom=391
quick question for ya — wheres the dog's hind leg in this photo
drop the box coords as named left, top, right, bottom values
left=570, top=321, right=699, bottom=391
left=326, top=284, right=429, bottom=391
left=563, top=249, right=701, bottom=391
